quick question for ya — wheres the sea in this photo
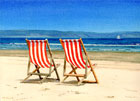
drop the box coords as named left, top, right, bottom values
left=0, top=38, right=140, bottom=52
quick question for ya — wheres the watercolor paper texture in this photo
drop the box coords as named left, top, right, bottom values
left=0, top=0, right=140, bottom=101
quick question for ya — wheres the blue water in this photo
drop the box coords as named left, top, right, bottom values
left=0, top=38, right=140, bottom=52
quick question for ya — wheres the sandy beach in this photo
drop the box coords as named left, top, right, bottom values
left=0, top=50, right=140, bottom=101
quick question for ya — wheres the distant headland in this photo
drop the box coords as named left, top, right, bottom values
left=0, top=30, right=140, bottom=38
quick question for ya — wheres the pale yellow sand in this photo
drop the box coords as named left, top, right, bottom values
left=0, top=55, right=140, bottom=101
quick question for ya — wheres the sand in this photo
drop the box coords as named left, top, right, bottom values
left=0, top=50, right=140, bottom=101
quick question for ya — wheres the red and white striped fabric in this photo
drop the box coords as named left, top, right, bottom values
left=61, top=39, right=88, bottom=69
left=27, top=40, right=51, bottom=68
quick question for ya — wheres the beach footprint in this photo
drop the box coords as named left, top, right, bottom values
left=105, top=96, right=115, bottom=98
left=40, top=87, right=50, bottom=91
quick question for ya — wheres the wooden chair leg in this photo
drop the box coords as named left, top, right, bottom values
left=80, top=38, right=99, bottom=84
left=71, top=65, right=80, bottom=82
left=40, top=64, right=60, bottom=83
left=35, top=65, right=43, bottom=80
left=54, top=64, right=60, bottom=81
left=78, top=77, right=85, bottom=85
left=27, top=61, right=30, bottom=75
left=91, top=68, right=99, bottom=83
left=21, top=74, right=32, bottom=83
left=78, top=70, right=91, bottom=85
left=78, top=69, right=98, bottom=85
left=40, top=75, right=50, bottom=83
left=61, top=67, right=78, bottom=82
left=21, top=66, right=41, bottom=83
left=46, top=40, right=60, bottom=81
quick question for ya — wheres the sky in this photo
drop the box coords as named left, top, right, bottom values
left=0, top=0, right=140, bottom=32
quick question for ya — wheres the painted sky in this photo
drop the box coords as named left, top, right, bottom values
left=0, top=0, right=140, bottom=32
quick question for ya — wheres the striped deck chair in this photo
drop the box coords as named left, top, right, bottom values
left=21, top=39, right=60, bottom=83
left=60, top=38, right=98, bottom=85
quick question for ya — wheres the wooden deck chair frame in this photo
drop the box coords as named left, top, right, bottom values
left=21, top=39, right=60, bottom=83
left=60, top=38, right=99, bottom=85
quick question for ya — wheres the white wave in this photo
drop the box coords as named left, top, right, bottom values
left=14, top=43, right=26, bottom=45
left=84, top=44, right=140, bottom=46
left=50, top=43, right=61, bottom=46
left=49, top=43, right=140, bottom=46
left=7, top=43, right=26, bottom=45
left=2, top=43, right=140, bottom=47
